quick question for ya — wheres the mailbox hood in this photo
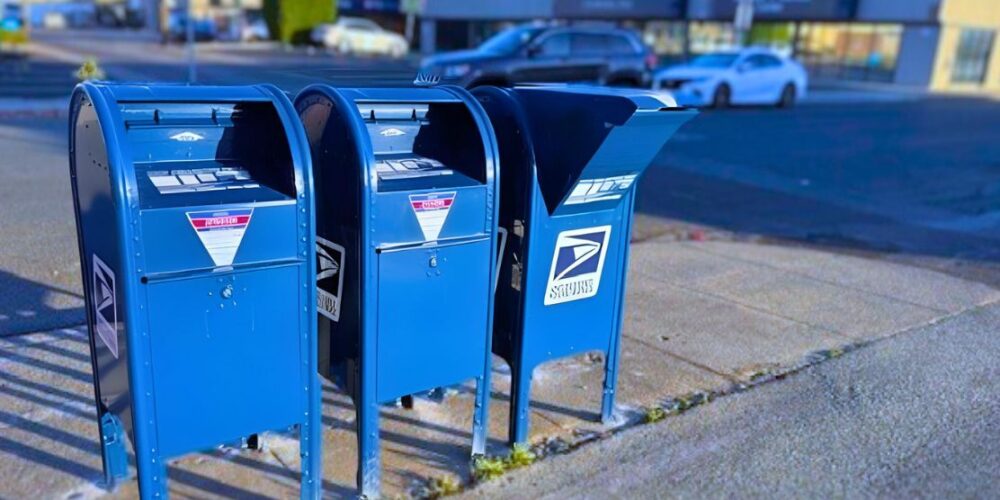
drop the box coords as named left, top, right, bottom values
left=477, top=85, right=696, bottom=215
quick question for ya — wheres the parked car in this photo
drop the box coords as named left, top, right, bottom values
left=240, top=18, right=269, bottom=42
left=419, top=24, right=655, bottom=88
left=0, top=10, right=26, bottom=54
left=42, top=12, right=67, bottom=30
left=311, top=17, right=408, bottom=58
left=165, top=11, right=217, bottom=42
left=653, top=48, right=808, bottom=108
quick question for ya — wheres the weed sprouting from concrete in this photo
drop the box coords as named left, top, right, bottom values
left=644, top=406, right=666, bottom=423
left=423, top=476, right=462, bottom=498
left=472, top=455, right=507, bottom=482
left=507, top=443, right=537, bottom=469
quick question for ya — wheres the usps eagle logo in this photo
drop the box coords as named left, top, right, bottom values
left=170, top=131, right=205, bottom=142
left=379, top=127, right=406, bottom=137
left=91, top=254, right=119, bottom=358
left=544, top=226, right=612, bottom=306
left=316, top=237, right=345, bottom=322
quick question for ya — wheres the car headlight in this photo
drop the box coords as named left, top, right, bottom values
left=684, top=76, right=712, bottom=85
left=442, top=64, right=471, bottom=79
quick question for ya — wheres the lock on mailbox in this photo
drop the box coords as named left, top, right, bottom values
left=295, top=85, right=500, bottom=497
left=68, top=83, right=322, bottom=498
left=474, top=85, right=696, bottom=445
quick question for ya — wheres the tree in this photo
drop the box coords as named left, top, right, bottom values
left=263, top=0, right=336, bottom=45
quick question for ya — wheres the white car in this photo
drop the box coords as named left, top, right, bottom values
left=654, top=49, right=808, bottom=108
left=311, top=17, right=408, bottom=58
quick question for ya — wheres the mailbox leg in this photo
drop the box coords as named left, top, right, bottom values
left=135, top=454, right=168, bottom=498
left=357, top=402, right=380, bottom=498
left=508, top=362, right=533, bottom=445
left=471, top=373, right=490, bottom=456
left=299, top=378, right=323, bottom=499
left=600, top=345, right=621, bottom=425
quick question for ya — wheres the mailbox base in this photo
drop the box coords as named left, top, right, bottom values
left=506, top=351, right=620, bottom=446
left=99, top=413, right=129, bottom=488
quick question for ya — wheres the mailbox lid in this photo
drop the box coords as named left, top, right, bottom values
left=104, top=83, right=277, bottom=103
left=500, top=86, right=696, bottom=215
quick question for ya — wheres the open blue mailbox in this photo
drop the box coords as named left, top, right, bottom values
left=68, top=83, right=322, bottom=498
left=474, top=85, right=696, bottom=445
left=294, top=85, right=500, bottom=497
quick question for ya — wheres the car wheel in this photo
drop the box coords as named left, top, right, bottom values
left=778, top=83, right=796, bottom=108
left=338, top=39, right=351, bottom=55
left=607, top=78, right=639, bottom=87
left=712, top=84, right=731, bottom=108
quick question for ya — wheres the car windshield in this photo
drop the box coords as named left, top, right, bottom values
left=689, top=53, right=740, bottom=68
left=479, top=26, right=543, bottom=54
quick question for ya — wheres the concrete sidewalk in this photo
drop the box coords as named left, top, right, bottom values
left=0, top=235, right=997, bottom=498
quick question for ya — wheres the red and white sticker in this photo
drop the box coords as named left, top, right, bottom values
left=409, top=191, right=455, bottom=241
left=187, top=208, right=253, bottom=266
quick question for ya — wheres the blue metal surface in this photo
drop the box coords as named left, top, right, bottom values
left=473, top=85, right=696, bottom=445
left=68, top=82, right=322, bottom=498
left=295, top=84, right=500, bottom=498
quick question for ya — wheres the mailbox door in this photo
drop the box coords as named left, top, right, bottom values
left=375, top=238, right=491, bottom=401
left=145, top=265, right=302, bottom=457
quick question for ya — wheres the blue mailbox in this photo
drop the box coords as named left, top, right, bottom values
left=68, top=83, right=322, bottom=498
left=473, top=85, right=696, bottom=445
left=294, top=85, right=500, bottom=497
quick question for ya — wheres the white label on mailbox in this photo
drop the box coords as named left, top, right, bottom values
left=186, top=208, right=253, bottom=267
left=316, top=237, right=345, bottom=322
left=92, top=254, right=119, bottom=359
left=544, top=226, right=612, bottom=306
left=409, top=191, right=456, bottom=242
left=565, top=174, right=637, bottom=205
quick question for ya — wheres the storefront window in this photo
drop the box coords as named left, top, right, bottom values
left=637, top=21, right=686, bottom=57
left=748, top=22, right=794, bottom=56
left=689, top=22, right=737, bottom=54
left=796, top=23, right=902, bottom=82
left=952, top=28, right=995, bottom=84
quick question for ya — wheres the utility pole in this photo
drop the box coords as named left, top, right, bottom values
left=734, top=0, right=754, bottom=47
left=401, top=0, right=422, bottom=46
left=186, top=0, right=196, bottom=83
left=145, top=0, right=159, bottom=35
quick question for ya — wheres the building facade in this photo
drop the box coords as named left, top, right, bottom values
left=408, top=0, right=1000, bottom=93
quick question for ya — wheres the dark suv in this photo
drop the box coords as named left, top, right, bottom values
left=419, top=25, right=655, bottom=88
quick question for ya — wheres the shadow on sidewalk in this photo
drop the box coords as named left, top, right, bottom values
left=0, top=269, right=84, bottom=338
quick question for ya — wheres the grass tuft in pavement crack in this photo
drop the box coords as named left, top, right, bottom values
left=644, top=406, right=667, bottom=423
left=471, top=455, right=507, bottom=482
left=416, top=475, right=463, bottom=499
left=507, top=443, right=537, bottom=469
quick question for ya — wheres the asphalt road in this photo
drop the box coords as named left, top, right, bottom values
left=640, top=97, right=1000, bottom=263
left=463, top=303, right=1000, bottom=499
